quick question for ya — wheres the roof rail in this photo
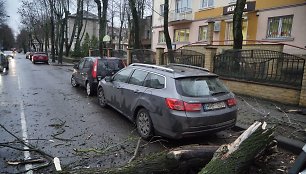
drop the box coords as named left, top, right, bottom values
left=168, top=63, right=209, bottom=72
left=130, top=63, right=174, bottom=73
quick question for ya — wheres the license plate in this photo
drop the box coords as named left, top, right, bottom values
left=204, top=102, right=226, bottom=111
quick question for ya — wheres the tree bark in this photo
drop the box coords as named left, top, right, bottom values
left=164, top=0, right=174, bottom=63
left=233, top=0, right=246, bottom=49
left=64, top=145, right=219, bottom=174
left=129, top=0, right=140, bottom=49
left=48, top=0, right=56, bottom=62
left=199, top=122, right=274, bottom=174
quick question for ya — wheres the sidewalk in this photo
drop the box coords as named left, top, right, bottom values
left=236, top=94, right=306, bottom=151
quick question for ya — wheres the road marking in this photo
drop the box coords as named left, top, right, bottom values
left=18, top=75, right=33, bottom=173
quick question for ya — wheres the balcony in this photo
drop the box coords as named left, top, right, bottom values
left=168, top=7, right=193, bottom=25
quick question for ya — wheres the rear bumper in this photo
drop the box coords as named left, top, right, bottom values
left=152, top=109, right=237, bottom=139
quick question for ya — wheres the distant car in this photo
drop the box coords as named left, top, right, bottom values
left=31, top=52, right=48, bottom=64
left=25, top=52, right=31, bottom=59
left=3, top=51, right=14, bottom=58
left=97, top=63, right=238, bottom=139
left=71, top=57, right=126, bottom=96
left=0, top=51, right=9, bottom=72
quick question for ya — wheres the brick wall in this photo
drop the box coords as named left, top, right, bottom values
left=222, top=79, right=301, bottom=105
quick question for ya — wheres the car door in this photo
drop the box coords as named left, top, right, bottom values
left=75, top=58, right=85, bottom=85
left=120, top=69, right=149, bottom=118
left=105, top=68, right=134, bottom=111
left=80, top=58, right=92, bottom=86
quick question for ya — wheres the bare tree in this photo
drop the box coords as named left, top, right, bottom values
left=129, top=0, right=140, bottom=49
left=233, top=0, right=246, bottom=49
left=0, top=0, right=8, bottom=25
left=94, top=0, right=108, bottom=56
left=163, top=0, right=174, bottom=62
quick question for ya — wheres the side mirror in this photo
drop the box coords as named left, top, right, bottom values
left=105, top=76, right=113, bottom=82
left=73, top=63, right=78, bottom=69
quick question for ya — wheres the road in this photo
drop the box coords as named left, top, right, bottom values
left=0, top=53, right=164, bottom=173
left=0, top=53, right=237, bottom=173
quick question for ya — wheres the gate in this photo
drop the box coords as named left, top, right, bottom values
left=213, top=49, right=305, bottom=88
left=162, top=49, right=205, bottom=67
left=131, top=49, right=156, bottom=64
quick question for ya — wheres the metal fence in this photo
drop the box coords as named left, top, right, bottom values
left=131, top=49, right=156, bottom=64
left=213, top=49, right=305, bottom=89
left=163, top=49, right=205, bottom=67
left=112, top=50, right=127, bottom=59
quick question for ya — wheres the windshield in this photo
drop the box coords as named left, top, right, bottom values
left=98, top=59, right=125, bottom=71
left=175, top=77, right=229, bottom=97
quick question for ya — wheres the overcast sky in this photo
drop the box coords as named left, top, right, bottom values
left=6, top=0, right=21, bottom=36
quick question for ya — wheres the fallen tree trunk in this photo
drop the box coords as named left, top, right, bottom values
left=199, top=121, right=274, bottom=174
left=63, top=145, right=219, bottom=174
left=63, top=121, right=274, bottom=174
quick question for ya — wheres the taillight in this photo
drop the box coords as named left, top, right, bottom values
left=165, top=98, right=184, bottom=111
left=227, top=98, right=237, bottom=107
left=92, top=59, right=98, bottom=78
left=165, top=98, right=201, bottom=112
left=184, top=102, right=202, bottom=111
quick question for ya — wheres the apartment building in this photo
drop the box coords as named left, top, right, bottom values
left=152, top=0, right=306, bottom=54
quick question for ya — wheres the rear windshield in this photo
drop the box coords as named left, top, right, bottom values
left=175, top=77, right=229, bottom=97
left=98, top=59, right=125, bottom=71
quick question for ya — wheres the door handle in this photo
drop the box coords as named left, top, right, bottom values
left=134, top=90, right=139, bottom=94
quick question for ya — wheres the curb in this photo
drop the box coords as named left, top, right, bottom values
left=234, top=123, right=305, bottom=155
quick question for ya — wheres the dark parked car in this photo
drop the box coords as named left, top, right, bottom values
left=71, top=57, right=126, bottom=96
left=97, top=63, right=238, bottom=139
left=31, top=52, right=49, bottom=64
left=0, top=51, right=9, bottom=72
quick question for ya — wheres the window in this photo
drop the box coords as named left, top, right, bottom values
left=144, top=73, right=165, bottom=89
left=78, top=58, right=85, bottom=69
left=174, top=29, right=190, bottom=42
left=175, top=77, right=229, bottom=97
left=198, top=26, right=208, bottom=41
left=160, top=4, right=165, bottom=16
left=129, top=69, right=148, bottom=86
left=267, top=15, right=293, bottom=38
left=229, top=0, right=236, bottom=4
left=83, top=59, right=92, bottom=68
left=176, top=0, right=192, bottom=13
left=225, top=20, right=247, bottom=44
left=113, top=68, right=133, bottom=83
left=158, top=31, right=165, bottom=43
left=201, top=0, right=214, bottom=8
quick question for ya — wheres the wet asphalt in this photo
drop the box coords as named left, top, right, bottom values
left=0, top=54, right=236, bottom=173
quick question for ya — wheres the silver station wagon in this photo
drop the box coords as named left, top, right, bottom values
left=97, top=63, right=237, bottom=139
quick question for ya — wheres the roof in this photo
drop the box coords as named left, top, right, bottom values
left=130, top=63, right=217, bottom=78
left=68, top=11, right=98, bottom=20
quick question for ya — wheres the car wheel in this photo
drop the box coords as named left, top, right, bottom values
left=136, top=109, right=154, bottom=140
left=86, top=82, right=94, bottom=96
left=98, top=87, right=107, bottom=107
left=32, top=60, right=35, bottom=64
left=71, top=76, right=79, bottom=87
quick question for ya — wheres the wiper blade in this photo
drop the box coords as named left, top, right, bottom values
left=211, top=91, right=228, bottom=96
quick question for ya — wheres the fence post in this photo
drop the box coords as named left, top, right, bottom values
left=299, top=63, right=306, bottom=106
left=107, top=48, right=113, bottom=57
left=127, top=48, right=133, bottom=65
left=89, top=48, right=92, bottom=56
left=204, top=47, right=217, bottom=71
left=155, top=47, right=165, bottom=65
left=207, top=21, right=215, bottom=45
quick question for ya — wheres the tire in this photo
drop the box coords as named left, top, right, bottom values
left=86, top=82, right=94, bottom=96
left=98, top=87, right=107, bottom=107
left=71, top=76, right=79, bottom=87
left=32, top=60, right=35, bottom=64
left=136, top=108, right=154, bottom=140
